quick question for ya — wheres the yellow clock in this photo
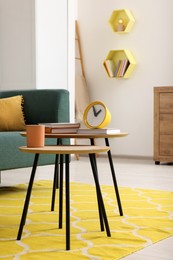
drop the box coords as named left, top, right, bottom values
left=83, top=101, right=111, bottom=128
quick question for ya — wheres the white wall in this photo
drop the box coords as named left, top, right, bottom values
left=67, top=0, right=76, bottom=122
left=77, top=0, right=173, bottom=157
left=0, top=0, right=35, bottom=90
left=35, top=0, right=75, bottom=122
left=0, top=0, right=76, bottom=122
left=35, top=0, right=68, bottom=89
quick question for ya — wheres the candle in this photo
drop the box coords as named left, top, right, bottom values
left=117, top=18, right=124, bottom=32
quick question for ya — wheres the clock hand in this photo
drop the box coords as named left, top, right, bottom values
left=95, top=109, right=102, bottom=116
left=92, top=106, right=97, bottom=116
left=92, top=106, right=102, bottom=117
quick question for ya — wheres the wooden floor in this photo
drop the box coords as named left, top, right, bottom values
left=1, top=156, right=173, bottom=259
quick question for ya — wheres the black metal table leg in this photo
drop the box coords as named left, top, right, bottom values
left=105, top=138, right=123, bottom=216
left=58, top=154, right=64, bottom=228
left=17, top=153, right=39, bottom=240
left=56, top=138, right=61, bottom=189
left=65, top=154, right=70, bottom=250
left=89, top=154, right=111, bottom=237
left=51, top=153, right=59, bottom=211
left=89, top=138, right=104, bottom=231
left=51, top=138, right=64, bottom=211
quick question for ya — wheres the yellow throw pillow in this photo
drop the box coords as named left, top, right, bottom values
left=0, top=95, right=26, bottom=131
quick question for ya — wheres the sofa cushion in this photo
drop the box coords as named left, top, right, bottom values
left=0, top=95, right=26, bottom=131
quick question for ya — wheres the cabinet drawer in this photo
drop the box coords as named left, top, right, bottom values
left=160, top=135, right=173, bottom=156
left=160, top=114, right=173, bottom=134
left=160, top=93, right=173, bottom=113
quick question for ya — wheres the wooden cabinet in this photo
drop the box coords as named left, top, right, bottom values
left=154, top=87, right=173, bottom=164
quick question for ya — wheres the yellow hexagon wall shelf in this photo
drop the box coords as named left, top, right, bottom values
left=109, top=9, right=135, bottom=33
left=103, top=49, right=136, bottom=78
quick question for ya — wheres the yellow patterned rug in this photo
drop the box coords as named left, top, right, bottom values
left=0, top=180, right=173, bottom=259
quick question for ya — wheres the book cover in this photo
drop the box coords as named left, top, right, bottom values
left=77, top=128, right=121, bottom=134
left=40, top=122, right=80, bottom=129
left=104, top=60, right=116, bottom=77
left=45, top=127, right=79, bottom=134
left=114, top=60, right=122, bottom=77
left=120, top=59, right=130, bottom=77
left=103, top=62, right=111, bottom=77
left=117, top=60, right=124, bottom=77
left=39, top=122, right=80, bottom=134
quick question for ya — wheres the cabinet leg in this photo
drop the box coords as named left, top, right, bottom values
left=155, top=161, right=160, bottom=165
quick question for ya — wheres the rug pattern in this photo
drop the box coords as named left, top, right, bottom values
left=0, top=180, right=173, bottom=259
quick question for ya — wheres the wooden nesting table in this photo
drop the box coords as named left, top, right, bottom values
left=44, top=132, right=128, bottom=216
left=17, top=145, right=111, bottom=250
left=20, top=131, right=128, bottom=217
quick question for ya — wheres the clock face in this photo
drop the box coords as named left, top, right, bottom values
left=86, top=104, right=106, bottom=128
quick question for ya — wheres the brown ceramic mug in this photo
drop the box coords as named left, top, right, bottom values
left=26, top=125, right=45, bottom=147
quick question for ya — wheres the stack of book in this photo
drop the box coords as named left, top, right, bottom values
left=104, top=59, right=129, bottom=78
left=114, top=59, right=130, bottom=77
left=40, top=122, right=80, bottom=134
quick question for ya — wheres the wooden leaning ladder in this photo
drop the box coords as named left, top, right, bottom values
left=75, top=20, right=90, bottom=160
left=75, top=21, right=98, bottom=160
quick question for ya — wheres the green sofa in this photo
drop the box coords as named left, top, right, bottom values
left=0, top=89, right=70, bottom=173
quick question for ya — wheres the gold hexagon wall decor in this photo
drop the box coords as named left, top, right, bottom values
left=103, top=49, right=136, bottom=78
left=109, top=9, right=135, bottom=33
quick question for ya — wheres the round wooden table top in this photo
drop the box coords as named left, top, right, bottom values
left=20, top=132, right=128, bottom=139
left=19, top=145, right=110, bottom=155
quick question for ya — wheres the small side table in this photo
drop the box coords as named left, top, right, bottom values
left=17, top=145, right=111, bottom=250
left=44, top=132, right=128, bottom=216
left=20, top=132, right=128, bottom=216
